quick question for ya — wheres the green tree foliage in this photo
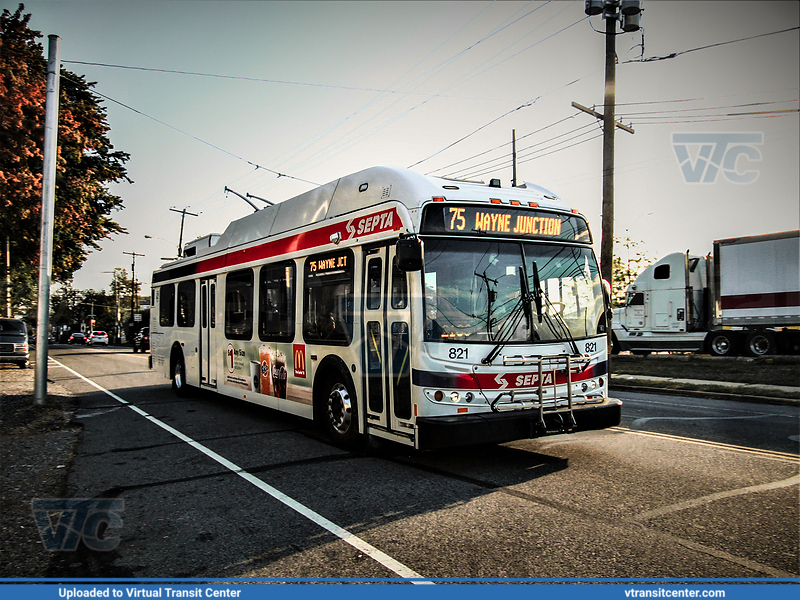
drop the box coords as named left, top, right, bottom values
left=1, top=4, right=131, bottom=314
left=611, top=236, right=651, bottom=307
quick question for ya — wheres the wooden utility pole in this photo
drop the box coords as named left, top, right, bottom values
left=169, top=207, right=199, bottom=257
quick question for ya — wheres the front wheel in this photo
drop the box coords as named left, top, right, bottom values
left=172, top=353, right=189, bottom=397
left=707, top=331, right=737, bottom=356
left=319, top=375, right=360, bottom=449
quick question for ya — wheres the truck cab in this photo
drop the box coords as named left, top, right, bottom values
left=612, top=252, right=709, bottom=353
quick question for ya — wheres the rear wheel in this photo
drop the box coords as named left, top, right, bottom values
left=745, top=330, right=775, bottom=357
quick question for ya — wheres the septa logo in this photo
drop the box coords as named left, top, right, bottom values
left=293, top=344, right=307, bottom=378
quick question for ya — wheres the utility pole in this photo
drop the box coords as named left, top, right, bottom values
left=169, top=207, right=199, bottom=257
left=123, top=251, right=144, bottom=340
left=511, top=129, right=518, bottom=188
left=33, top=35, right=61, bottom=406
left=575, top=1, right=641, bottom=283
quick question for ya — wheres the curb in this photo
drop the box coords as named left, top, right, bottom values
left=610, top=373, right=800, bottom=406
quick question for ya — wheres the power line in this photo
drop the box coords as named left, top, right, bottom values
left=621, top=26, right=800, bottom=64
left=60, top=59, right=518, bottom=103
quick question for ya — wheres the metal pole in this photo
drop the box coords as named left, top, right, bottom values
left=5, top=235, right=10, bottom=318
left=33, top=35, right=61, bottom=406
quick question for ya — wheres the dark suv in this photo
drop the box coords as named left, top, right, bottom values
left=133, top=327, right=150, bottom=353
left=0, top=318, right=30, bottom=369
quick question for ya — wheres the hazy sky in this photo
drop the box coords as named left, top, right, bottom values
left=11, top=0, right=800, bottom=293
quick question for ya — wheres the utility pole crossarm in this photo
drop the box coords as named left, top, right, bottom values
left=571, top=102, right=635, bottom=134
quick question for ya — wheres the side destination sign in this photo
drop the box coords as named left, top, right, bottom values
left=421, top=204, right=591, bottom=243
left=153, top=207, right=402, bottom=284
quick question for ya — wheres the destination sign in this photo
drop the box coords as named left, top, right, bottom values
left=420, top=204, right=591, bottom=243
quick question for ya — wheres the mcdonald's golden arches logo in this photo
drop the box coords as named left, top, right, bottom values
left=293, top=344, right=307, bottom=378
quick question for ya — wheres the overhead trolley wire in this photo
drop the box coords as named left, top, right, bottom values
left=278, top=1, right=560, bottom=179
left=58, top=72, right=320, bottom=187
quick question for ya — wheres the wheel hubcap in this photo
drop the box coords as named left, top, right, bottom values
left=713, top=338, right=729, bottom=354
left=327, top=383, right=352, bottom=433
left=750, top=336, right=768, bottom=355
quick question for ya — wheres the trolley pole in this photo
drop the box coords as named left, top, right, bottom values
left=33, top=35, right=61, bottom=406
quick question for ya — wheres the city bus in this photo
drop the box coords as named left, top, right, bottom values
left=149, top=166, right=621, bottom=450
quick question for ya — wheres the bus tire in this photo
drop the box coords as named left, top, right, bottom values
left=317, top=369, right=360, bottom=449
left=172, top=350, right=189, bottom=397
left=707, top=331, right=736, bottom=356
left=745, top=330, right=775, bottom=357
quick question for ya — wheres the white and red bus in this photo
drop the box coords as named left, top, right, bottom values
left=150, top=166, right=621, bottom=450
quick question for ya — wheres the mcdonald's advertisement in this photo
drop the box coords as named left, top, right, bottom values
left=223, top=342, right=302, bottom=399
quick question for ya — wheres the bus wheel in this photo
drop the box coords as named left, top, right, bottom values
left=320, top=375, right=360, bottom=448
left=745, top=331, right=775, bottom=357
left=707, top=331, right=736, bottom=356
left=172, top=352, right=188, bottom=397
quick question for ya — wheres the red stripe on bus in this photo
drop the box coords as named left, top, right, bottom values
left=720, top=291, right=800, bottom=310
left=184, top=208, right=402, bottom=278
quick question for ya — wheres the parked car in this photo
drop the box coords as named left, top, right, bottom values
left=0, top=318, right=30, bottom=369
left=68, top=332, right=88, bottom=345
left=133, top=327, right=150, bottom=353
left=88, top=331, right=109, bottom=346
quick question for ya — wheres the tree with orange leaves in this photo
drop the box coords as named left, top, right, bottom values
left=1, top=4, right=130, bottom=314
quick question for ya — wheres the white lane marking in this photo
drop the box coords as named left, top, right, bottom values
left=631, top=474, right=800, bottom=522
left=74, top=406, right=123, bottom=419
left=51, top=357, right=430, bottom=583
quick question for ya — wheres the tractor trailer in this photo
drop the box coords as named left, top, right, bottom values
left=612, top=230, right=800, bottom=356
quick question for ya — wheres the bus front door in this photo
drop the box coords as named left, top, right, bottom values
left=200, top=277, right=217, bottom=388
left=363, top=246, right=414, bottom=440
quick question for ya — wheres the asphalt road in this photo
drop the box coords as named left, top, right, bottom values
left=45, top=346, right=799, bottom=580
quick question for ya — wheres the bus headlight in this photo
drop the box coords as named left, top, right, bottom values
left=450, top=392, right=460, bottom=403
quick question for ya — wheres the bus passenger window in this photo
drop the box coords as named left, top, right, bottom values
left=366, top=258, right=382, bottom=310
left=259, top=261, right=295, bottom=342
left=391, top=256, right=408, bottom=309
left=177, top=280, right=196, bottom=327
left=303, top=250, right=354, bottom=345
left=159, top=284, right=175, bottom=327
left=225, top=269, right=254, bottom=340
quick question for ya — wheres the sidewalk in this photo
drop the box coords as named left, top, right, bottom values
left=0, top=365, right=78, bottom=577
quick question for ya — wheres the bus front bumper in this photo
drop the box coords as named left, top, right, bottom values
left=415, top=398, right=622, bottom=451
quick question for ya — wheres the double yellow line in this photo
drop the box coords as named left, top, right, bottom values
left=611, top=426, right=800, bottom=463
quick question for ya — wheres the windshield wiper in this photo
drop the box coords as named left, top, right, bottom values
left=482, top=269, right=531, bottom=365
left=531, top=261, right=543, bottom=324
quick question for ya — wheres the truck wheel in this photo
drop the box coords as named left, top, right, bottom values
left=745, top=331, right=775, bottom=357
left=707, top=331, right=736, bottom=356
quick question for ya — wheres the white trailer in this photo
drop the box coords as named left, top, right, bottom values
left=612, top=230, right=800, bottom=356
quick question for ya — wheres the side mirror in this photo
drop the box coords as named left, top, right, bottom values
left=396, top=235, right=423, bottom=272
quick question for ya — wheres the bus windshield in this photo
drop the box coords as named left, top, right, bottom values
left=423, top=238, right=604, bottom=344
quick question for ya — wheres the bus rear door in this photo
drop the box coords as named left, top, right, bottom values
left=200, top=277, right=217, bottom=388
